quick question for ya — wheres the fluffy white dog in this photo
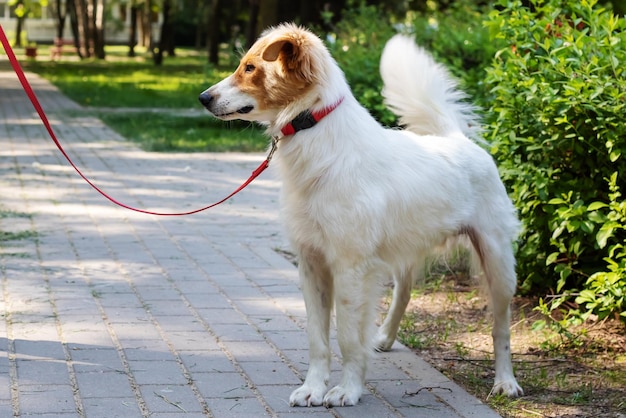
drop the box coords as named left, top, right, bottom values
left=199, top=23, right=523, bottom=407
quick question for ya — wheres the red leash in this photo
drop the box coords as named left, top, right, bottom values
left=0, top=24, right=274, bottom=216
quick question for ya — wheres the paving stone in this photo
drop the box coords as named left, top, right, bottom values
left=81, top=397, right=143, bottom=418
left=74, top=370, right=134, bottom=398
left=204, top=396, right=270, bottom=418
left=138, top=384, right=205, bottom=414
left=18, top=384, right=76, bottom=415
left=237, top=361, right=302, bottom=386
left=193, top=372, right=256, bottom=399
left=130, top=360, right=189, bottom=385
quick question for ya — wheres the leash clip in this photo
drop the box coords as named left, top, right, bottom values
left=267, top=136, right=280, bottom=163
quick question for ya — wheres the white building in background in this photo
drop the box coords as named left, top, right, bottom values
left=0, top=0, right=159, bottom=44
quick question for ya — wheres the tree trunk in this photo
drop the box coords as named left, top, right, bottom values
left=73, top=0, right=90, bottom=57
left=140, top=0, right=153, bottom=48
left=299, top=0, right=311, bottom=23
left=93, top=0, right=106, bottom=59
left=258, top=0, right=278, bottom=31
left=128, top=5, right=138, bottom=57
left=153, top=0, right=172, bottom=65
left=84, top=0, right=96, bottom=57
left=207, top=0, right=221, bottom=64
left=245, top=0, right=260, bottom=48
left=54, top=0, right=67, bottom=39
left=196, top=0, right=207, bottom=49
left=67, top=0, right=83, bottom=58
left=14, top=1, right=25, bottom=47
left=15, top=17, right=24, bottom=47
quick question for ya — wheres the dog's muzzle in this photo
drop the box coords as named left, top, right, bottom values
left=198, top=91, right=254, bottom=115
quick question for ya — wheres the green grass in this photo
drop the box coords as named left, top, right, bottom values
left=99, top=112, right=268, bottom=152
left=21, top=46, right=234, bottom=109
left=0, top=230, right=37, bottom=242
left=0, top=209, right=32, bottom=219
left=0, top=207, right=37, bottom=251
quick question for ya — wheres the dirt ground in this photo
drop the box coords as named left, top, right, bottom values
left=388, top=276, right=626, bottom=418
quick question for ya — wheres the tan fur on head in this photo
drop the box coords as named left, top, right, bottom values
left=199, top=23, right=340, bottom=128
left=231, top=25, right=318, bottom=110
left=261, top=29, right=318, bottom=83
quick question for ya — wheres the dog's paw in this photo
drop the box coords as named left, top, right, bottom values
left=490, top=379, right=524, bottom=398
left=322, top=384, right=362, bottom=407
left=373, top=331, right=394, bottom=352
left=289, top=383, right=326, bottom=407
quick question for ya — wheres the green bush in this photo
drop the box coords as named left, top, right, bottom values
left=483, top=0, right=626, bottom=320
left=574, top=173, right=626, bottom=322
left=407, top=2, right=504, bottom=106
left=327, top=3, right=397, bottom=125
left=328, top=1, right=499, bottom=124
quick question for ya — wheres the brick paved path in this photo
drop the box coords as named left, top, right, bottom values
left=0, top=69, right=500, bottom=417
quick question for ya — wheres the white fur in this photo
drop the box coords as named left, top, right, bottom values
left=200, top=24, right=523, bottom=407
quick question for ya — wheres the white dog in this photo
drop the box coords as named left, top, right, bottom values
left=199, top=23, right=523, bottom=407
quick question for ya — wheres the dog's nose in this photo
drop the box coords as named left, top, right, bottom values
left=198, top=92, right=213, bottom=108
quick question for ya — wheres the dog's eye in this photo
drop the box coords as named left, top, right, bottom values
left=244, top=64, right=255, bottom=73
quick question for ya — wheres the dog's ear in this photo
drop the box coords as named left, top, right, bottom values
left=262, top=36, right=315, bottom=83
left=262, top=39, right=290, bottom=62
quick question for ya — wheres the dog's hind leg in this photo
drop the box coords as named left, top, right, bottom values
left=374, top=263, right=423, bottom=352
left=468, top=229, right=524, bottom=397
left=323, top=263, right=379, bottom=407
left=289, top=252, right=334, bottom=407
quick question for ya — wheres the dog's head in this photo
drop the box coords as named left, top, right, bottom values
left=199, top=24, right=330, bottom=126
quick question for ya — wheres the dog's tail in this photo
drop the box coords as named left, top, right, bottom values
left=380, top=34, right=481, bottom=141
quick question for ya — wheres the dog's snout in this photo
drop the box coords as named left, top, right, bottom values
left=198, top=91, right=213, bottom=108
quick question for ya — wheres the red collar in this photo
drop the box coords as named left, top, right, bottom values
left=280, top=97, right=344, bottom=136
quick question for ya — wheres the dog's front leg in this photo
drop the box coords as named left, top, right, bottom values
left=289, top=255, right=333, bottom=407
left=323, top=266, right=375, bottom=407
